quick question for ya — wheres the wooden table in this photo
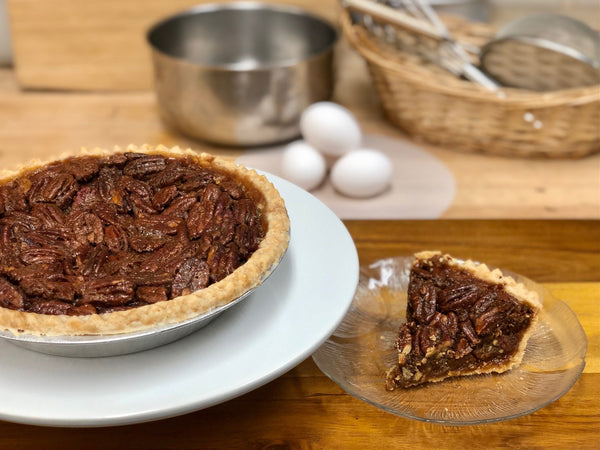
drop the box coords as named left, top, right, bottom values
left=0, top=220, right=598, bottom=449
left=1, top=2, right=598, bottom=444
left=2, top=1, right=600, bottom=218
left=1, top=55, right=599, bottom=219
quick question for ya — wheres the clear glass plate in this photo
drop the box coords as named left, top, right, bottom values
left=312, top=256, right=588, bottom=425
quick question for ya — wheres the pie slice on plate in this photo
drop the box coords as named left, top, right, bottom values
left=386, top=251, right=541, bottom=389
left=0, top=145, right=289, bottom=337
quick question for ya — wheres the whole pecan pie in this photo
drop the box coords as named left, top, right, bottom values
left=0, top=145, right=289, bottom=336
left=386, top=251, right=541, bottom=389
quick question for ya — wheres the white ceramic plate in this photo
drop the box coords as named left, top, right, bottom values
left=0, top=173, right=359, bottom=427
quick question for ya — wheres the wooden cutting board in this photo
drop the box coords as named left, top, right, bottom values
left=7, top=0, right=340, bottom=91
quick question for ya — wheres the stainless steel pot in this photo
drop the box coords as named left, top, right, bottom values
left=147, top=2, right=338, bottom=146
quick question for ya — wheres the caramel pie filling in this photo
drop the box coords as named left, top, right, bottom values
left=0, top=152, right=266, bottom=316
left=386, top=253, right=539, bottom=389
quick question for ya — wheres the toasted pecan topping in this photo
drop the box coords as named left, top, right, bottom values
left=0, top=153, right=265, bottom=315
left=386, top=254, right=536, bottom=389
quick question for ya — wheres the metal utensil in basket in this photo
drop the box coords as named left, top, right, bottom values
left=340, top=9, right=600, bottom=158
left=343, top=0, right=499, bottom=90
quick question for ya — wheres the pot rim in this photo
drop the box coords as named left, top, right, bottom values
left=146, top=1, right=339, bottom=72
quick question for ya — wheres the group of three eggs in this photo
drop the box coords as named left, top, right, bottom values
left=281, top=102, right=393, bottom=198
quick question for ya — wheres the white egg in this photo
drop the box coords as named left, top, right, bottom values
left=330, top=149, right=393, bottom=198
left=300, top=102, right=362, bottom=157
left=281, top=140, right=327, bottom=191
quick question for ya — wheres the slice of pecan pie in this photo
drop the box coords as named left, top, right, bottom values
left=386, top=251, right=541, bottom=389
left=0, top=145, right=289, bottom=336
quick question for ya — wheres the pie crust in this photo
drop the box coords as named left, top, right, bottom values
left=0, top=145, right=290, bottom=336
left=386, top=251, right=541, bottom=389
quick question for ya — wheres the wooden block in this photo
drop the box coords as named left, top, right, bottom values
left=7, top=0, right=339, bottom=91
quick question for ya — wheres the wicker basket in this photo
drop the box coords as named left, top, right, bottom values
left=341, top=11, right=600, bottom=158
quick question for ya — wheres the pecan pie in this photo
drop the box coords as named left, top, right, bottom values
left=0, top=145, right=289, bottom=336
left=386, top=251, right=541, bottom=389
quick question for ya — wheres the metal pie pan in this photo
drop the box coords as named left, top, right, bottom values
left=0, top=246, right=288, bottom=359
left=0, top=291, right=251, bottom=358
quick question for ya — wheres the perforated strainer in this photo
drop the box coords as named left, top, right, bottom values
left=480, top=13, right=600, bottom=91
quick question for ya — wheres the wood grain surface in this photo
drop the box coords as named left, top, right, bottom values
left=0, top=67, right=599, bottom=220
left=8, top=0, right=600, bottom=91
left=7, top=0, right=341, bottom=91
left=0, top=220, right=597, bottom=449
left=344, top=220, right=600, bottom=282
left=2, top=2, right=599, bottom=446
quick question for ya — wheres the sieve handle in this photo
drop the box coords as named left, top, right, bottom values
left=461, top=61, right=500, bottom=90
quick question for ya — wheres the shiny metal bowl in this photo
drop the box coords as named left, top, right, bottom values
left=147, top=2, right=338, bottom=146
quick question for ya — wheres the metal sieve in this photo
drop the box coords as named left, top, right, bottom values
left=480, top=13, right=600, bottom=91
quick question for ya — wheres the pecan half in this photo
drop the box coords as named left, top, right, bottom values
left=152, top=185, right=179, bottom=211
left=410, top=284, right=437, bottom=323
left=439, top=285, right=479, bottom=312
left=136, top=286, right=168, bottom=304
left=41, top=173, right=79, bottom=207
left=80, top=276, right=134, bottom=306
left=0, top=277, right=24, bottom=310
left=147, top=161, right=186, bottom=188
left=70, top=212, right=104, bottom=245
left=104, top=224, right=129, bottom=252
left=64, top=156, right=100, bottom=182
left=29, top=301, right=96, bottom=316
left=19, top=247, right=66, bottom=265
left=123, top=154, right=166, bottom=178
left=30, top=203, right=66, bottom=228
left=459, top=319, right=481, bottom=345
left=162, top=194, right=197, bottom=219
left=19, top=278, right=75, bottom=302
left=172, top=258, right=210, bottom=297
